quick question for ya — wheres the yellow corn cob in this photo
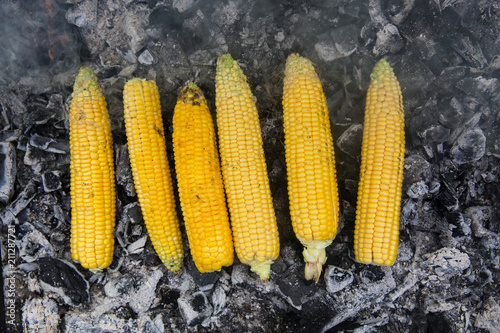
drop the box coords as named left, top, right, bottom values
left=354, top=59, right=405, bottom=266
left=70, top=67, right=115, bottom=271
left=282, top=54, right=340, bottom=282
left=123, top=78, right=184, bottom=272
left=215, top=54, right=280, bottom=281
left=172, top=82, right=234, bottom=273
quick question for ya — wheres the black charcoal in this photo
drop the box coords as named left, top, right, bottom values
left=177, top=291, right=213, bottom=327
left=315, top=25, right=358, bottom=62
left=42, top=171, right=62, bottom=192
left=407, top=180, right=429, bottom=199
left=24, top=143, right=56, bottom=167
left=1, top=180, right=37, bottom=225
left=115, top=144, right=136, bottom=197
left=29, top=134, right=69, bottom=154
left=276, top=263, right=316, bottom=309
left=451, top=127, right=486, bottom=164
left=0, top=142, right=16, bottom=203
left=38, top=257, right=89, bottom=305
left=373, top=23, right=405, bottom=55
left=336, top=124, right=363, bottom=158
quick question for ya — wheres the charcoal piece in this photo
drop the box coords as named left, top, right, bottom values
left=418, top=124, right=450, bottom=144
left=401, top=199, right=418, bottom=225
left=445, top=212, right=471, bottom=237
left=336, top=124, right=363, bottom=158
left=188, top=50, right=215, bottom=66
left=373, top=23, right=405, bottom=56
left=29, top=133, right=69, bottom=154
left=24, top=143, right=56, bottom=166
left=403, top=154, right=432, bottom=185
left=186, top=258, right=221, bottom=292
left=115, top=144, right=136, bottom=197
left=178, top=291, right=213, bottom=327
left=397, top=57, right=435, bottom=94
left=20, top=224, right=55, bottom=263
left=276, top=264, right=316, bottom=309
left=428, top=179, right=441, bottom=194
left=438, top=97, right=464, bottom=129
left=437, top=180, right=459, bottom=211
left=412, top=33, right=437, bottom=60
left=38, top=257, right=89, bottom=305
left=138, top=49, right=156, bottom=65
left=435, top=67, right=468, bottom=92
left=104, top=274, right=136, bottom=298
left=315, top=25, right=358, bottom=61
left=456, top=76, right=499, bottom=101
left=0, top=129, right=21, bottom=142
left=465, top=206, right=497, bottom=237
left=407, top=180, right=429, bottom=199
left=173, top=0, right=199, bottom=13
left=475, top=297, right=500, bottom=332
left=22, top=296, right=59, bottom=333
left=386, top=0, right=415, bottom=25
left=451, top=127, right=486, bottom=164
left=324, top=266, right=354, bottom=294
left=359, top=266, right=386, bottom=284
left=448, top=31, right=488, bottom=69
left=126, top=235, right=147, bottom=255
left=65, top=0, right=98, bottom=29
left=16, top=135, right=29, bottom=151
left=24, top=109, right=56, bottom=133
left=42, top=171, right=62, bottom=193
left=115, top=202, right=143, bottom=249
left=0, top=142, right=16, bottom=203
left=1, top=180, right=37, bottom=225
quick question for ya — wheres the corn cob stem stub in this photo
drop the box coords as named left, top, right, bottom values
left=70, top=66, right=116, bottom=271
left=123, top=78, right=184, bottom=272
left=283, top=53, right=340, bottom=283
left=173, top=82, right=234, bottom=273
left=354, top=58, right=405, bottom=266
left=215, top=54, right=280, bottom=281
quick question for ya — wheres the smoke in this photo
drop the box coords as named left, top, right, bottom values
left=0, top=0, right=80, bottom=93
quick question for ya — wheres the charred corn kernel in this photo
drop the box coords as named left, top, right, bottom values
left=70, top=67, right=115, bottom=271
left=123, top=78, right=183, bottom=272
left=282, top=54, right=340, bottom=282
left=173, top=82, right=234, bottom=273
left=215, top=54, right=280, bottom=281
left=354, top=59, right=405, bottom=266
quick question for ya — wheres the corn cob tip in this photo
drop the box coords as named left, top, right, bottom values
left=370, top=59, right=395, bottom=83
left=165, top=260, right=183, bottom=273
left=249, top=260, right=273, bottom=282
left=217, top=54, right=236, bottom=69
left=73, top=66, right=99, bottom=91
left=178, top=82, right=206, bottom=104
left=302, top=240, right=332, bottom=283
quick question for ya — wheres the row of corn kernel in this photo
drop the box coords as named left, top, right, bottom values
left=69, top=55, right=404, bottom=281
